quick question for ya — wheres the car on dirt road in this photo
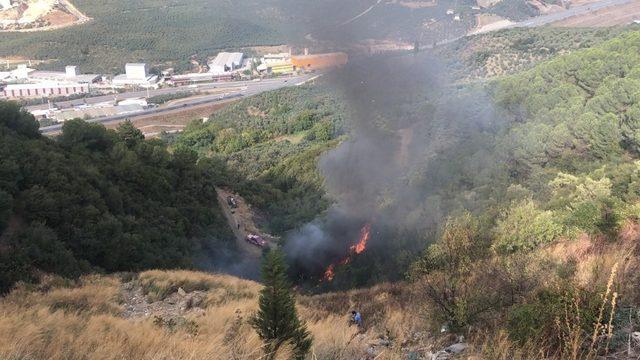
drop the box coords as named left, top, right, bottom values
left=245, top=234, right=267, bottom=247
left=227, top=196, right=238, bottom=208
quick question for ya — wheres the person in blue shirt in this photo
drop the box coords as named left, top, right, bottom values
left=351, top=310, right=362, bottom=328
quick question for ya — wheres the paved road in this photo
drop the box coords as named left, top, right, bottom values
left=29, top=76, right=308, bottom=112
left=39, top=75, right=315, bottom=134
left=474, top=0, right=635, bottom=34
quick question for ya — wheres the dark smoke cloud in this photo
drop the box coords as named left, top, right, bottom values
left=284, top=50, right=502, bottom=283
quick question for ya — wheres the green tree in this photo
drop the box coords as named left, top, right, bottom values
left=493, top=199, right=564, bottom=254
left=116, top=120, right=145, bottom=148
left=250, top=249, right=311, bottom=360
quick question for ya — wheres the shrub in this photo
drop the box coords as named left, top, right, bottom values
left=493, top=200, right=564, bottom=254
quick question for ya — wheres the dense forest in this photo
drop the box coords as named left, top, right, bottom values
left=0, top=103, right=234, bottom=293
left=404, top=29, right=640, bottom=355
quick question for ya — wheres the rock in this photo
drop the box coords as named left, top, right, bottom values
left=188, top=293, right=205, bottom=308
left=445, top=343, right=468, bottom=354
left=177, top=287, right=186, bottom=296
left=430, top=350, right=451, bottom=360
left=377, top=338, right=391, bottom=347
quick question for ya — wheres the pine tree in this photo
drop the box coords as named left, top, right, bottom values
left=250, top=249, right=312, bottom=360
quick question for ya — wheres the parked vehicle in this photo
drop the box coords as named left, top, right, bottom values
left=245, top=234, right=267, bottom=247
left=227, top=196, right=238, bottom=208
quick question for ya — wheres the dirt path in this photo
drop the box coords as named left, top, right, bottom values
left=215, top=187, right=269, bottom=259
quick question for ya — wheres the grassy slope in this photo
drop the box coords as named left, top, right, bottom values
left=0, top=270, right=423, bottom=360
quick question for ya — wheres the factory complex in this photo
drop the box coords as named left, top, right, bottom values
left=0, top=48, right=348, bottom=109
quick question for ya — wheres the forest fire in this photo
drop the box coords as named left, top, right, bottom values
left=322, top=223, right=371, bottom=282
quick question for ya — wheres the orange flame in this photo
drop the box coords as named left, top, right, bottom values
left=322, top=223, right=372, bottom=282
left=324, top=264, right=336, bottom=281
left=350, top=223, right=371, bottom=254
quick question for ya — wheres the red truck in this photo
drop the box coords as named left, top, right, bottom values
left=245, top=234, right=267, bottom=247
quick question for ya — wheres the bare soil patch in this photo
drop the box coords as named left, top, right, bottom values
left=41, top=8, right=75, bottom=26
left=104, top=100, right=238, bottom=136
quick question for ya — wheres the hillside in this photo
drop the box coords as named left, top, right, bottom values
left=0, top=270, right=427, bottom=359
left=174, top=85, right=346, bottom=234
left=438, top=26, right=627, bottom=81
left=0, top=103, right=235, bottom=293
left=6, top=19, right=640, bottom=360
left=0, top=0, right=89, bottom=32
left=0, top=0, right=548, bottom=72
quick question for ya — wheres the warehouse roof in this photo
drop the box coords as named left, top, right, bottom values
left=29, top=71, right=100, bottom=84
left=209, top=52, right=244, bottom=68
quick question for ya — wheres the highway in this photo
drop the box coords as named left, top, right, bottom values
left=425, top=0, right=637, bottom=47
left=29, top=75, right=310, bottom=112
left=38, top=74, right=316, bottom=134
left=471, top=0, right=635, bottom=35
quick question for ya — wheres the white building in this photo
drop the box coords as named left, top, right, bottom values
left=126, top=63, right=148, bottom=80
left=1, top=82, right=89, bottom=98
left=0, top=0, right=13, bottom=10
left=261, top=52, right=291, bottom=65
left=208, top=52, right=244, bottom=74
left=28, top=65, right=101, bottom=84
left=112, top=63, right=158, bottom=86
left=13, top=64, right=34, bottom=80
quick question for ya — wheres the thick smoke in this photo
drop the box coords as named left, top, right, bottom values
left=284, top=50, right=501, bottom=284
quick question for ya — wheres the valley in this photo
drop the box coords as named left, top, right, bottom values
left=4, top=0, right=640, bottom=359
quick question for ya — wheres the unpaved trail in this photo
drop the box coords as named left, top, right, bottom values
left=215, top=187, right=272, bottom=259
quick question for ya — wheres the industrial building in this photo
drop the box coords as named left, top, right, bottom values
left=28, top=66, right=101, bottom=84
left=267, top=62, right=295, bottom=75
left=208, top=52, right=244, bottom=74
left=0, top=0, right=13, bottom=10
left=256, top=52, right=293, bottom=74
left=112, top=63, right=158, bottom=86
left=1, top=82, right=89, bottom=98
left=0, top=64, right=101, bottom=99
left=291, top=52, right=348, bottom=71
left=261, top=52, right=291, bottom=65
left=0, top=64, right=100, bottom=83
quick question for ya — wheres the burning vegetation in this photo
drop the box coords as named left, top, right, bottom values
left=322, top=223, right=371, bottom=282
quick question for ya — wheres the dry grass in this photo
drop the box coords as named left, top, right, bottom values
left=2, top=222, right=639, bottom=360
left=0, top=271, right=418, bottom=360
left=138, top=270, right=258, bottom=303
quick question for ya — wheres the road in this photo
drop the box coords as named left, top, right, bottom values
left=474, top=0, right=635, bottom=34
left=38, top=74, right=315, bottom=134
left=427, top=0, right=636, bottom=48
left=340, top=0, right=384, bottom=26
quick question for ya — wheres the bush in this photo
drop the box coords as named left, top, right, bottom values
left=493, top=200, right=564, bottom=254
